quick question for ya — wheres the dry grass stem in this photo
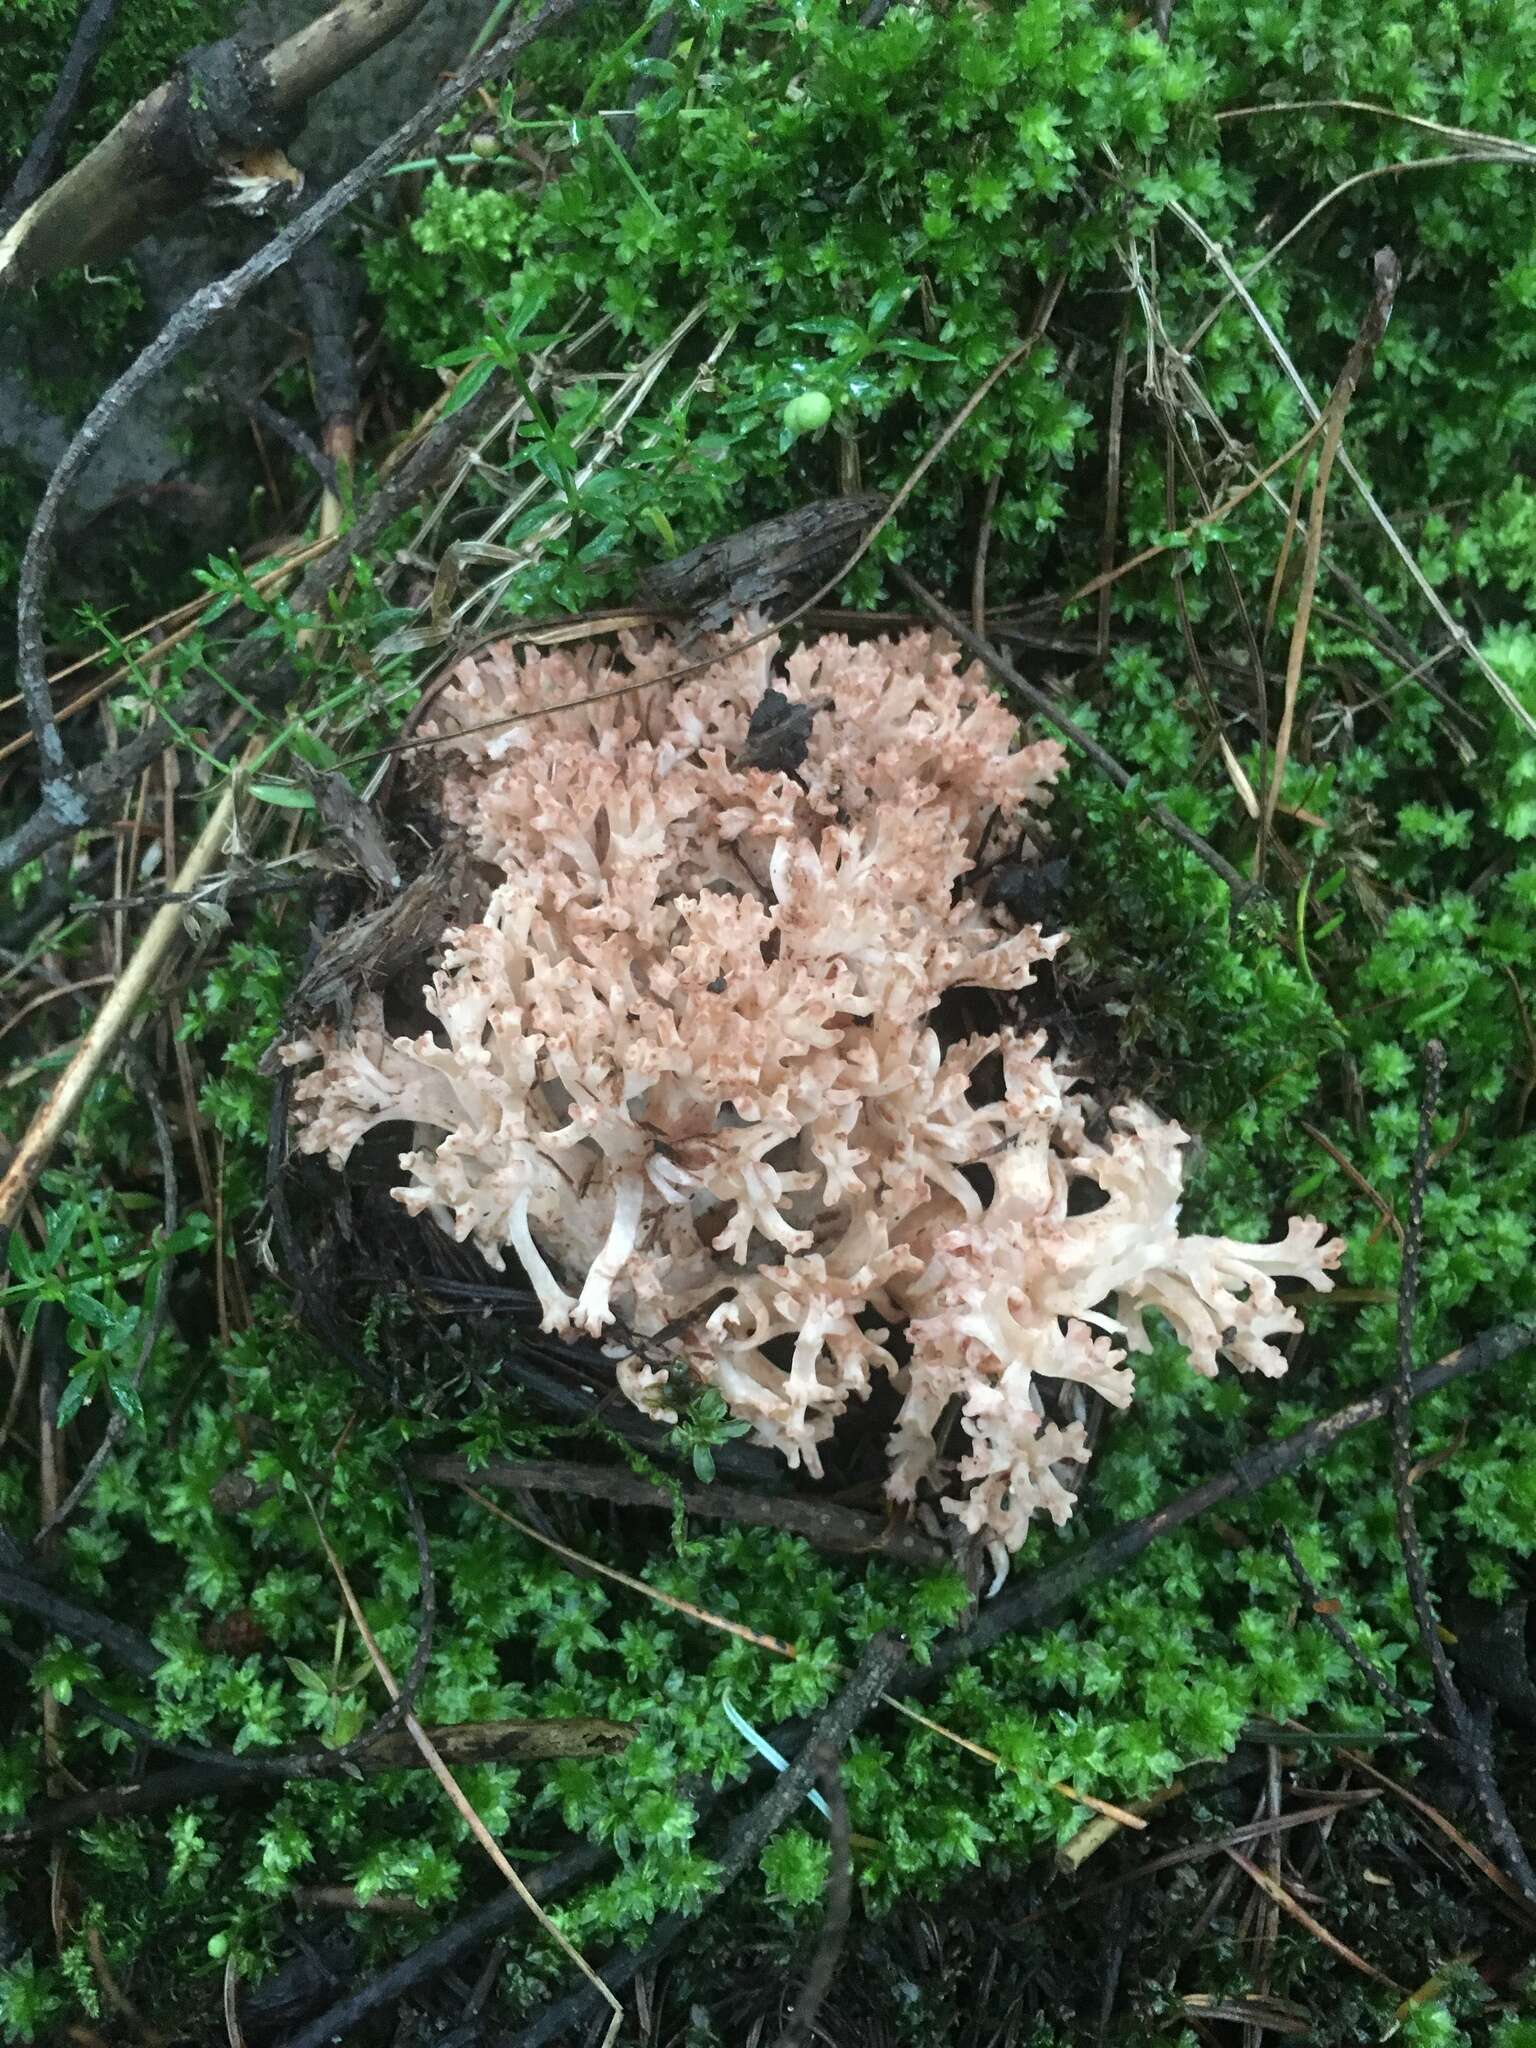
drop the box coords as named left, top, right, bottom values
left=306, top=1492, right=624, bottom=2047
left=459, top=1484, right=1136, bottom=1829
left=1226, top=1847, right=1402, bottom=1989
left=0, top=772, right=243, bottom=1230
left=1259, top=250, right=1400, bottom=854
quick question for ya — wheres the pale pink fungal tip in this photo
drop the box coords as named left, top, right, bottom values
left=286, top=618, right=1342, bottom=1565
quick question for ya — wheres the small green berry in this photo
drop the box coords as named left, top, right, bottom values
left=470, top=133, right=502, bottom=160
left=782, top=391, right=832, bottom=437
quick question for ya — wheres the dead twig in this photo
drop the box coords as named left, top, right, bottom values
left=1018, top=1795, right=1381, bottom=1923
left=293, top=234, right=360, bottom=440
left=0, top=0, right=436, bottom=285
left=269, top=1838, right=611, bottom=2048
left=289, top=1885, right=425, bottom=1917
left=1503, top=965, right=1536, bottom=1135
left=248, top=1321, right=1533, bottom=2040
left=359, top=277, right=1068, bottom=776
left=1331, top=1743, right=1536, bottom=1928
left=1390, top=1046, right=1536, bottom=1904
left=1, top=1460, right=439, bottom=1795
left=0, top=328, right=508, bottom=886
left=0, top=537, right=327, bottom=758
left=1156, top=182, right=1536, bottom=742
left=919, top=1314, right=1536, bottom=1681
left=0, top=1558, right=163, bottom=1680
left=1299, top=1121, right=1403, bottom=1243
left=892, top=564, right=1254, bottom=900
left=1055, top=1778, right=1190, bottom=1874
left=1276, top=1528, right=1429, bottom=1733
left=306, top=1477, right=625, bottom=2048
left=507, top=1634, right=908, bottom=2048
left=1225, top=1847, right=1402, bottom=1990
left=222, top=388, right=338, bottom=498
left=1097, top=321, right=1129, bottom=660
left=411, top=1452, right=946, bottom=1566
left=1162, top=424, right=1261, bottom=827
left=773, top=1748, right=853, bottom=2048
left=459, top=1479, right=1133, bottom=1829
left=972, top=469, right=1003, bottom=639
left=293, top=231, right=360, bottom=538
left=1259, top=249, right=1400, bottom=859
left=0, top=1715, right=632, bottom=1848
left=85, top=1924, right=167, bottom=2046
left=0, top=769, right=244, bottom=1232
left=1046, top=416, right=1323, bottom=617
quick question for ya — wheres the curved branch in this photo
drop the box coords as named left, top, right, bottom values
left=11, top=0, right=593, bottom=832
left=0, top=303, right=509, bottom=885
left=495, top=1634, right=908, bottom=2048
left=270, top=1839, right=610, bottom=2048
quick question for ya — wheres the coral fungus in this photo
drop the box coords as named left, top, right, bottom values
left=286, top=621, right=1341, bottom=1560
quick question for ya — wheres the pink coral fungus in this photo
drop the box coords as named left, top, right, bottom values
left=285, top=620, right=1341, bottom=1562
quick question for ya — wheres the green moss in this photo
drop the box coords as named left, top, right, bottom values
left=6, top=0, right=1536, bottom=2035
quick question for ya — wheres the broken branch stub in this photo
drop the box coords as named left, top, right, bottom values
left=0, top=0, right=431, bottom=288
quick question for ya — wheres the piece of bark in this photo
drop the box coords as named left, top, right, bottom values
left=983, top=854, right=1071, bottom=924
left=0, top=0, right=433, bottom=288
left=300, top=766, right=401, bottom=894
left=639, top=494, right=888, bottom=641
left=0, top=1718, right=633, bottom=1848
left=293, top=233, right=361, bottom=431
left=731, top=686, right=829, bottom=776
left=271, top=839, right=471, bottom=1042
left=357, top=1717, right=632, bottom=1768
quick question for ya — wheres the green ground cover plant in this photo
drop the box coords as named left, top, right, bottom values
left=2, top=0, right=1535, bottom=2039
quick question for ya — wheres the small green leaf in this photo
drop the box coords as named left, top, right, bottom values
left=55, top=1371, right=93, bottom=1430
left=288, top=732, right=340, bottom=771
left=107, top=1370, right=144, bottom=1425
left=881, top=338, right=958, bottom=361
left=442, top=355, right=497, bottom=415
left=63, top=1286, right=112, bottom=1331
left=249, top=783, right=316, bottom=811
left=42, top=1201, right=82, bottom=1267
